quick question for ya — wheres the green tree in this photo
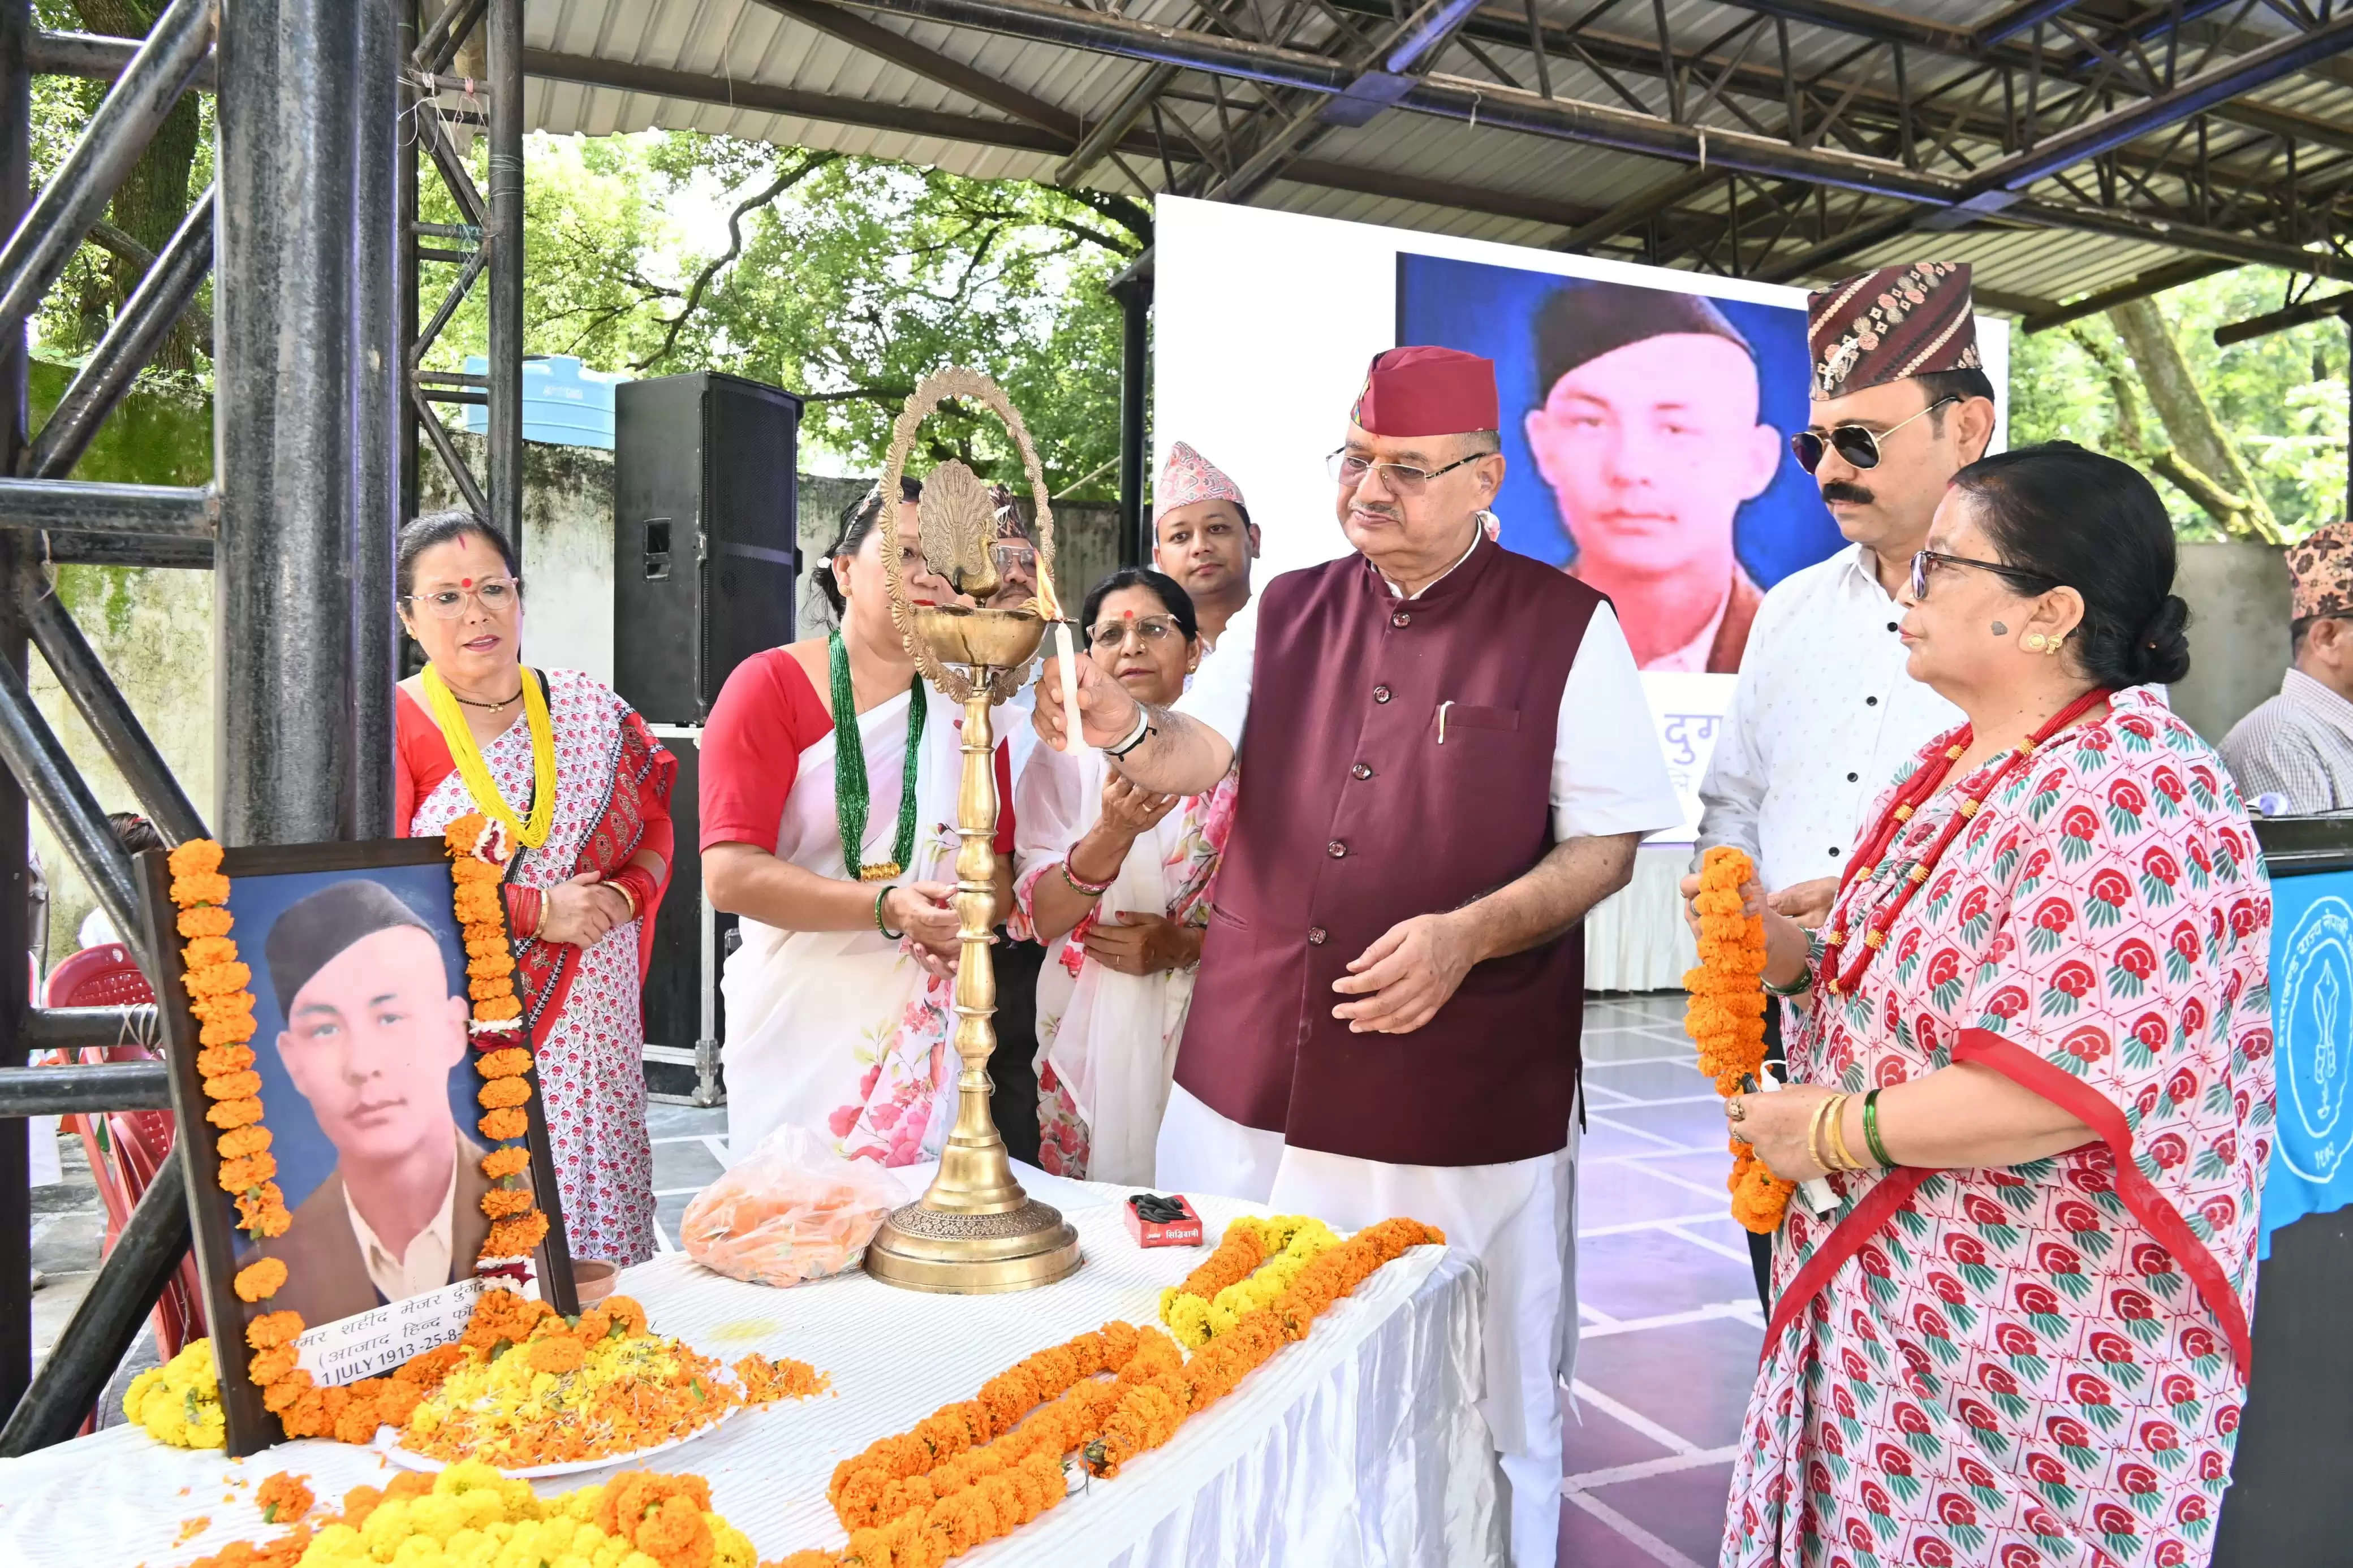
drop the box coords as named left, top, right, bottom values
left=417, top=131, right=1145, bottom=497
left=2010, top=268, right=2348, bottom=540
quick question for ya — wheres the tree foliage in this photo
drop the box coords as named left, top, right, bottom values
left=2010, top=267, right=2348, bottom=540
left=421, top=129, right=1147, bottom=497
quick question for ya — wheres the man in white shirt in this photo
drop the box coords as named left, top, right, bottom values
left=1694, top=261, right=1995, bottom=1307
left=245, top=879, right=498, bottom=1323
left=2222, top=519, right=2353, bottom=813
left=1038, top=345, right=1682, bottom=1568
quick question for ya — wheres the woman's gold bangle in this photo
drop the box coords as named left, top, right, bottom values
left=1806, top=1094, right=1838, bottom=1175
left=1825, top=1094, right=1865, bottom=1172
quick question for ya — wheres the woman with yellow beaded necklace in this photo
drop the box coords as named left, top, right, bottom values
left=392, top=511, right=677, bottom=1268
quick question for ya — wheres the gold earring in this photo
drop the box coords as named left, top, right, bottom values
left=2022, top=633, right=2048, bottom=652
left=2043, top=633, right=2066, bottom=657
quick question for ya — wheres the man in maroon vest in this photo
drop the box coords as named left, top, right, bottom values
left=1037, top=346, right=1682, bottom=1567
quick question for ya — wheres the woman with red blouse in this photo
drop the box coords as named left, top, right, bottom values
left=392, top=510, right=675, bottom=1265
left=701, top=479, right=1015, bottom=1168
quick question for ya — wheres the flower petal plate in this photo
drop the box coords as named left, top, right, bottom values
left=373, top=1402, right=743, bottom=1480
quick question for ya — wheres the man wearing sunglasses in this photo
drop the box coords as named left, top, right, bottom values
left=1693, top=261, right=1994, bottom=1311
left=1036, top=344, right=1680, bottom=1568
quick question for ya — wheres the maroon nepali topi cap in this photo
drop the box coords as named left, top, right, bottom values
left=1351, top=345, right=1499, bottom=438
left=1805, top=261, right=1982, bottom=399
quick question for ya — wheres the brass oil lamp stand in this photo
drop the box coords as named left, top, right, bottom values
left=863, top=370, right=1081, bottom=1294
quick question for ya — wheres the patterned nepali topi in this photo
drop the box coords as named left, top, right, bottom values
left=1351, top=345, right=1499, bottom=438
left=1806, top=261, right=1982, bottom=399
left=1153, top=441, right=1247, bottom=524
left=2287, top=519, right=2353, bottom=621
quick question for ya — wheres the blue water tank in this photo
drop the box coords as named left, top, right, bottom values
left=462, top=355, right=624, bottom=450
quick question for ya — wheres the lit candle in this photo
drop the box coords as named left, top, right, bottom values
left=1029, top=554, right=1088, bottom=755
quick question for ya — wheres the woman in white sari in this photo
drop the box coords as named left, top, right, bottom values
left=701, top=480, right=1011, bottom=1166
left=1010, top=569, right=1235, bottom=1183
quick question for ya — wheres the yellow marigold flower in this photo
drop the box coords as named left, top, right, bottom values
left=234, top=1256, right=288, bottom=1302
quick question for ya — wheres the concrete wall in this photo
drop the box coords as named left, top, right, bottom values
left=2172, top=540, right=2291, bottom=746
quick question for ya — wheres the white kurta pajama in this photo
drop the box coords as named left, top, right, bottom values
left=1156, top=554, right=1682, bottom=1568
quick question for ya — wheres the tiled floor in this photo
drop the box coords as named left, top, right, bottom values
left=1567, top=994, right=1759, bottom=1568
left=29, top=994, right=1756, bottom=1563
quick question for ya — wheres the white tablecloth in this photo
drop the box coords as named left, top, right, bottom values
left=1583, top=840, right=1695, bottom=993
left=0, top=1186, right=1498, bottom=1568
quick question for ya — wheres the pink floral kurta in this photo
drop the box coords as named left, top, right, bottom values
left=1726, top=687, right=2276, bottom=1568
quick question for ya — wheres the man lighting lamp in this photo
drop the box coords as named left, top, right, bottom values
left=1038, top=345, right=1682, bottom=1568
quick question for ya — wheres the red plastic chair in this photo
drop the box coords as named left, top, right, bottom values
left=46, top=944, right=206, bottom=1360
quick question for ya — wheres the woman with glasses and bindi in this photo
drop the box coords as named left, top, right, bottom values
left=1006, top=567, right=1235, bottom=1183
left=391, top=509, right=677, bottom=1268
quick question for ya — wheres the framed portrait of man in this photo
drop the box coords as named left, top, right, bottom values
left=139, top=839, right=576, bottom=1454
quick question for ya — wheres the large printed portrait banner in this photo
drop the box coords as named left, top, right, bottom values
left=1154, top=197, right=2008, bottom=837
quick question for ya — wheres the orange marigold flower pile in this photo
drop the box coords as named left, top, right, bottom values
left=777, top=1217, right=1444, bottom=1568
left=168, top=840, right=311, bottom=1411
left=442, top=812, right=549, bottom=1268
left=253, top=1472, right=312, bottom=1526
left=1682, top=845, right=1794, bottom=1236
left=1171, top=1219, right=1266, bottom=1301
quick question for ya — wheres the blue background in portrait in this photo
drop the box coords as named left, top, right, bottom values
left=2258, top=866, right=2353, bottom=1258
left=223, top=862, right=479, bottom=1219
left=1395, top=252, right=1843, bottom=585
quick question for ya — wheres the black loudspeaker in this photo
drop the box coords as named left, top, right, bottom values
left=614, top=372, right=803, bottom=725
left=640, top=731, right=732, bottom=1105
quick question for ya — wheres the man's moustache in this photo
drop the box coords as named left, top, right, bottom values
left=1820, top=482, right=1875, bottom=506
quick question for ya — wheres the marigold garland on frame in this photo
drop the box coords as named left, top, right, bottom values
left=165, top=839, right=312, bottom=1428
left=441, top=813, right=553, bottom=1268
left=1682, top=845, right=1795, bottom=1235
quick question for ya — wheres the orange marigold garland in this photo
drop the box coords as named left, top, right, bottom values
left=165, top=840, right=313, bottom=1420
left=781, top=1218, right=1446, bottom=1568
left=441, top=813, right=552, bottom=1267
left=1682, top=845, right=1795, bottom=1235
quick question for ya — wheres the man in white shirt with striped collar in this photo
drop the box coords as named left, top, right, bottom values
left=1693, top=261, right=1997, bottom=1308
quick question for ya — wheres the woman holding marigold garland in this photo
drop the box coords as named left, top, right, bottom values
left=391, top=511, right=675, bottom=1268
left=1703, top=444, right=2273, bottom=1568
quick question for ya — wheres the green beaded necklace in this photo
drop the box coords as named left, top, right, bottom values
left=829, top=628, right=925, bottom=881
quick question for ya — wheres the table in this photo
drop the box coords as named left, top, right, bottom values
left=0, top=1186, right=1499, bottom=1568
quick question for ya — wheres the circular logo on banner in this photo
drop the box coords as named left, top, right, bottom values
left=2279, top=894, right=2353, bottom=1182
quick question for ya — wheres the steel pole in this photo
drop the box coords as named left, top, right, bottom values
left=0, top=0, right=26, bottom=1435
left=24, top=187, right=212, bottom=481
left=1113, top=275, right=1149, bottom=569
left=0, top=0, right=210, bottom=353
left=216, top=0, right=363, bottom=844
left=0, top=1059, right=170, bottom=1115
left=22, top=589, right=204, bottom=844
left=0, top=1154, right=188, bottom=1453
left=485, top=0, right=523, bottom=571
left=354, top=0, right=402, bottom=836
left=0, top=653, right=140, bottom=956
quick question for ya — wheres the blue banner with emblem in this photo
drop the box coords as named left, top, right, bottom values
left=2260, top=864, right=2353, bottom=1258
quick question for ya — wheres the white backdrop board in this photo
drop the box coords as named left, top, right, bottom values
left=1153, top=197, right=2008, bottom=840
